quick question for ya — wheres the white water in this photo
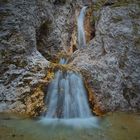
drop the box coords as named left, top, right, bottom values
left=59, top=58, right=67, bottom=64
left=77, top=6, right=87, bottom=48
left=40, top=7, right=98, bottom=128
left=40, top=68, right=98, bottom=127
left=43, top=70, right=92, bottom=118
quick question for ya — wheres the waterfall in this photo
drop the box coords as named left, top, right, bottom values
left=77, top=6, right=87, bottom=48
left=40, top=58, right=98, bottom=127
left=40, top=7, right=98, bottom=128
left=44, top=69, right=92, bottom=119
left=41, top=58, right=92, bottom=119
left=59, top=58, right=68, bottom=65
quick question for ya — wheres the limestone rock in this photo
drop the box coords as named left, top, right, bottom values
left=0, top=0, right=84, bottom=116
left=0, top=0, right=139, bottom=116
left=71, top=2, right=140, bottom=112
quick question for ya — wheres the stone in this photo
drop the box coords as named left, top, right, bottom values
left=0, top=0, right=139, bottom=116
left=0, top=0, right=84, bottom=116
left=71, top=2, right=140, bottom=112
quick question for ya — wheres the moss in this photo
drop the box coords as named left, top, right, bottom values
left=19, top=61, right=28, bottom=68
left=90, top=0, right=139, bottom=23
left=57, top=52, right=70, bottom=59
left=25, top=86, right=45, bottom=117
left=134, top=37, right=140, bottom=51
left=11, top=59, right=28, bottom=68
left=46, top=71, right=55, bottom=80
left=91, top=0, right=139, bottom=10
left=129, top=12, right=140, bottom=19
left=88, top=1, right=104, bottom=26
left=133, top=23, right=139, bottom=35
left=91, top=0, right=108, bottom=11
left=111, top=16, right=123, bottom=23
left=123, top=85, right=139, bottom=107
left=0, top=0, right=9, bottom=4
left=49, top=62, right=80, bottom=73
left=0, top=8, right=11, bottom=28
left=134, top=37, right=140, bottom=46
left=53, top=0, right=66, bottom=5
left=0, top=50, right=6, bottom=57
left=111, top=0, right=139, bottom=8
left=0, top=50, right=10, bottom=58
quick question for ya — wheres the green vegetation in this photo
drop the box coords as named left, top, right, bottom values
left=129, top=12, right=140, bottom=19
left=49, top=62, right=80, bottom=73
left=111, top=16, right=123, bottom=23
left=133, top=23, right=139, bottom=35
left=91, top=0, right=139, bottom=11
left=111, top=0, right=140, bottom=7
left=0, top=0, right=9, bottom=4
left=49, top=0, right=66, bottom=5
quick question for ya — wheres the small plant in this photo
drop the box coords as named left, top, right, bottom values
left=53, top=0, right=66, bottom=5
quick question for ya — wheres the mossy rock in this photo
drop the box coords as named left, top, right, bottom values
left=111, top=0, right=139, bottom=7
left=0, top=0, right=9, bottom=4
left=53, top=0, right=66, bottom=5
left=49, top=62, right=80, bottom=73
left=111, top=16, right=123, bottom=23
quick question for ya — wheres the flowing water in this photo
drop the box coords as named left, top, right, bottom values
left=41, top=6, right=89, bottom=124
left=40, top=57, right=97, bottom=127
left=0, top=112, right=140, bottom=140
left=42, top=70, right=92, bottom=119
left=77, top=6, right=87, bottom=48
left=1, top=7, right=140, bottom=140
left=59, top=58, right=68, bottom=65
left=40, top=6, right=90, bottom=126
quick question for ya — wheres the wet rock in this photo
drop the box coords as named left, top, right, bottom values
left=0, top=0, right=139, bottom=116
left=71, top=1, right=140, bottom=112
left=0, top=0, right=85, bottom=116
left=0, top=0, right=52, bottom=116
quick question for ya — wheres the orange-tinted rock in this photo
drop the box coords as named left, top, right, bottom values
left=84, top=72, right=106, bottom=116
left=84, top=7, right=95, bottom=43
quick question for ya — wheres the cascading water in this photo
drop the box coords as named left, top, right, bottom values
left=77, top=6, right=87, bottom=48
left=40, top=58, right=98, bottom=127
left=40, top=7, right=98, bottom=128
left=44, top=68, right=92, bottom=119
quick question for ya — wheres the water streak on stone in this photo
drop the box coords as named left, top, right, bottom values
left=44, top=69, right=92, bottom=118
left=40, top=8, right=98, bottom=127
left=77, top=6, right=87, bottom=48
left=59, top=58, right=68, bottom=64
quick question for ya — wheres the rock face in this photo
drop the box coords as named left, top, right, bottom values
left=71, top=1, right=140, bottom=112
left=0, top=0, right=139, bottom=116
left=0, top=0, right=84, bottom=116
left=0, top=0, right=51, bottom=116
left=36, top=0, right=81, bottom=61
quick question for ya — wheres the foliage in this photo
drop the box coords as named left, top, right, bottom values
left=48, top=0, right=66, bottom=5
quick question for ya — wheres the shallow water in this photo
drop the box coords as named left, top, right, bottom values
left=0, top=112, right=140, bottom=140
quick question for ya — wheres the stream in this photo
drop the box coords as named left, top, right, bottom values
left=0, top=6, right=139, bottom=140
left=0, top=112, right=140, bottom=140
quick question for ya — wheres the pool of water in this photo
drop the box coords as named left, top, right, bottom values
left=0, top=112, right=140, bottom=140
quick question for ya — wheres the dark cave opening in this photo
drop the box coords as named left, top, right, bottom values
left=36, top=20, right=58, bottom=63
